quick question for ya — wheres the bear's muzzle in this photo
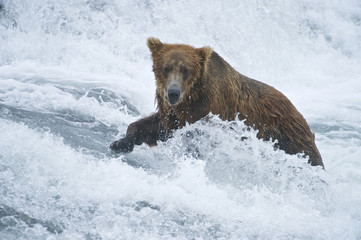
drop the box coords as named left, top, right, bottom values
left=167, top=84, right=181, bottom=105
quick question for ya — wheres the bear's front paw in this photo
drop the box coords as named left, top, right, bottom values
left=110, top=138, right=134, bottom=153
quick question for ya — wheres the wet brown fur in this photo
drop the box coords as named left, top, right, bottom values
left=111, top=38, right=324, bottom=168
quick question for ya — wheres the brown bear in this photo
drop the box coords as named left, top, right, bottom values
left=110, top=38, right=324, bottom=168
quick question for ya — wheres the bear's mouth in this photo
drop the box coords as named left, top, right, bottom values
left=165, top=94, right=183, bottom=106
left=165, top=84, right=183, bottom=106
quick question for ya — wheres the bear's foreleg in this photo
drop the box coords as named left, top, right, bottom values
left=110, top=112, right=168, bottom=153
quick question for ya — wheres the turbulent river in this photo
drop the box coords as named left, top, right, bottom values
left=1, top=0, right=361, bottom=239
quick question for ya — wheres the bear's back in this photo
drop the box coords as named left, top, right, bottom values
left=204, top=51, right=323, bottom=167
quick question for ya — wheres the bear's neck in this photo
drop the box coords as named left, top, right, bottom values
left=156, top=82, right=211, bottom=129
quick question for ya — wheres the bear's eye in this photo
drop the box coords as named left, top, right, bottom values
left=181, top=67, right=189, bottom=79
left=163, top=66, right=170, bottom=77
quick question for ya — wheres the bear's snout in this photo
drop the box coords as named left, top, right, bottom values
left=167, top=85, right=181, bottom=105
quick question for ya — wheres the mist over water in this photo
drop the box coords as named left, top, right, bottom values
left=1, top=0, right=361, bottom=239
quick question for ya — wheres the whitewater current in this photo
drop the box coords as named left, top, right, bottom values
left=1, top=0, right=361, bottom=239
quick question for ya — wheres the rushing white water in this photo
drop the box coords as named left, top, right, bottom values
left=1, top=0, right=361, bottom=239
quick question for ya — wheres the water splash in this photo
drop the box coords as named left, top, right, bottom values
left=1, top=0, right=361, bottom=239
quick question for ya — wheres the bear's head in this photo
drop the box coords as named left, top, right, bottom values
left=147, top=38, right=213, bottom=106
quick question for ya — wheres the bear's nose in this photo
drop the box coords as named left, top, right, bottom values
left=168, top=86, right=181, bottom=105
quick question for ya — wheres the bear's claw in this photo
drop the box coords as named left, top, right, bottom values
left=110, top=138, right=134, bottom=153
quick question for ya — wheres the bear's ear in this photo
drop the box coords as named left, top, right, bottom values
left=196, top=46, right=213, bottom=69
left=147, top=37, right=163, bottom=55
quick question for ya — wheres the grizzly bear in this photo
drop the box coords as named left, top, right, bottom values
left=110, top=38, right=324, bottom=168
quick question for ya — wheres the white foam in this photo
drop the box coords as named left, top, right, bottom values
left=1, top=0, right=361, bottom=238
